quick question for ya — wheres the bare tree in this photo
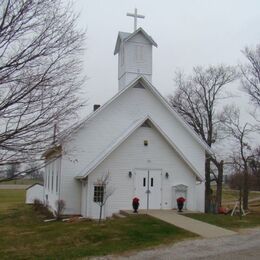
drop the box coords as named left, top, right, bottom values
left=0, top=159, right=46, bottom=183
left=6, top=162, right=20, bottom=179
left=219, top=105, right=254, bottom=210
left=249, top=147, right=260, bottom=189
left=0, top=0, right=86, bottom=180
left=25, top=161, right=43, bottom=180
left=169, top=65, right=238, bottom=212
left=241, top=45, right=260, bottom=108
left=94, top=173, right=115, bottom=223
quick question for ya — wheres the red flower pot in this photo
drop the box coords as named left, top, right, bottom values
left=132, top=197, right=140, bottom=213
left=177, top=197, right=186, bottom=212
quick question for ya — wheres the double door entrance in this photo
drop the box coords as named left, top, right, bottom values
left=134, top=169, right=162, bottom=209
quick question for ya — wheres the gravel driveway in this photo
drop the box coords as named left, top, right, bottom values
left=93, top=228, right=260, bottom=260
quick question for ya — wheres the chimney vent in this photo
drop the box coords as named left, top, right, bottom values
left=93, top=104, right=100, bottom=111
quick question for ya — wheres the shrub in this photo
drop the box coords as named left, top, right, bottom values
left=54, top=200, right=66, bottom=220
left=33, top=199, right=43, bottom=211
left=32, top=199, right=53, bottom=218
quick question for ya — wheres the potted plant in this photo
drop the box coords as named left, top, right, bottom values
left=132, top=197, right=140, bottom=213
left=176, top=197, right=186, bottom=212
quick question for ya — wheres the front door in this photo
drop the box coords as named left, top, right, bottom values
left=134, top=169, right=162, bottom=209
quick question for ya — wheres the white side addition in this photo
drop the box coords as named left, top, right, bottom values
left=26, top=183, right=44, bottom=204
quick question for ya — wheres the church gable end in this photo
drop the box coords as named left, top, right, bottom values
left=75, top=116, right=203, bottom=181
left=61, top=76, right=208, bottom=183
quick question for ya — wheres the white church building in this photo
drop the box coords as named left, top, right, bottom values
left=42, top=12, right=211, bottom=219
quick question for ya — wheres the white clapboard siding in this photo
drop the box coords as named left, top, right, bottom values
left=58, top=82, right=206, bottom=216
left=42, top=158, right=60, bottom=213
left=116, top=28, right=156, bottom=90
left=85, top=124, right=202, bottom=219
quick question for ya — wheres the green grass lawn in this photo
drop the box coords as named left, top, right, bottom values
left=184, top=186, right=260, bottom=231
left=0, top=189, right=25, bottom=211
left=0, top=190, right=196, bottom=259
left=211, top=185, right=260, bottom=203
left=185, top=213, right=260, bottom=231
left=0, top=179, right=42, bottom=185
left=222, top=189, right=260, bottom=202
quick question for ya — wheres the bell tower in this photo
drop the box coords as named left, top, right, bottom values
left=114, top=9, right=157, bottom=91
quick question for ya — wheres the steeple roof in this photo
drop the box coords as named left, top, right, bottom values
left=114, top=27, right=157, bottom=55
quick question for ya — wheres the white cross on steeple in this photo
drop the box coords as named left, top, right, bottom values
left=127, top=8, right=145, bottom=31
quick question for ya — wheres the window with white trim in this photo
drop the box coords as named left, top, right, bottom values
left=93, top=185, right=104, bottom=203
left=136, top=45, right=144, bottom=62
left=56, top=161, right=59, bottom=193
left=47, top=165, right=50, bottom=190
left=44, top=166, right=47, bottom=188
left=120, top=45, right=124, bottom=65
left=51, top=163, right=54, bottom=192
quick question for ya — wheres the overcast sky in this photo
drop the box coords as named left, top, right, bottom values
left=74, top=0, right=260, bottom=114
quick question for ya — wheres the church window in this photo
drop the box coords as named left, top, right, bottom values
left=133, top=82, right=145, bottom=89
left=93, top=185, right=104, bottom=203
left=51, top=163, right=54, bottom=192
left=47, top=165, right=50, bottom=190
left=151, top=178, right=154, bottom=187
left=44, top=166, right=47, bottom=188
left=136, top=45, right=144, bottom=62
left=56, top=159, right=60, bottom=193
left=120, top=45, right=124, bottom=65
left=143, top=177, right=146, bottom=187
left=141, top=121, right=151, bottom=127
left=56, top=171, right=59, bottom=193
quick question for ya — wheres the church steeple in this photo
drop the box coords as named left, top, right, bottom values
left=114, top=10, right=157, bottom=91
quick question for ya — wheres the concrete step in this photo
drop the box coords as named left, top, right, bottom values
left=119, top=209, right=148, bottom=216
left=119, top=210, right=137, bottom=216
left=119, top=210, right=130, bottom=216
left=112, top=213, right=126, bottom=219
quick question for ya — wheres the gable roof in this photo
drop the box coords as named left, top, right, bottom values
left=114, top=27, right=158, bottom=55
left=58, top=76, right=213, bottom=156
left=26, top=183, right=43, bottom=190
left=75, top=116, right=204, bottom=181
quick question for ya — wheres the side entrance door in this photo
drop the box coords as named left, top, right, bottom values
left=134, top=169, right=162, bottom=210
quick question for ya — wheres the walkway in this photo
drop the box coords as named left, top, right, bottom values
left=147, top=210, right=236, bottom=238
left=121, top=209, right=236, bottom=238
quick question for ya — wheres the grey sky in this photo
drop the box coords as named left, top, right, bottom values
left=74, top=0, right=260, bottom=113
